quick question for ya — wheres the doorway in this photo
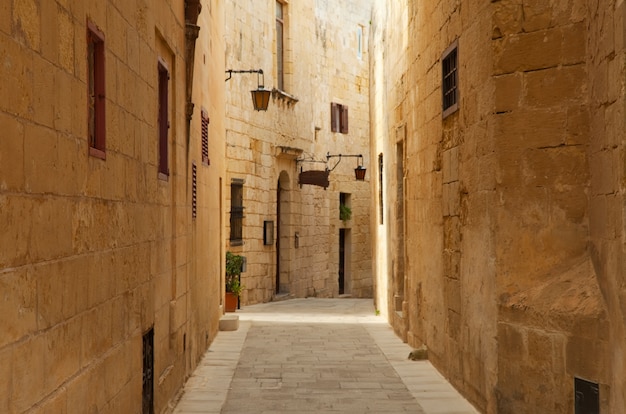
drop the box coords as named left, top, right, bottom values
left=339, top=229, right=346, bottom=294
left=339, top=229, right=351, bottom=295
left=276, top=171, right=290, bottom=295
left=142, top=328, right=154, bottom=414
left=276, top=180, right=281, bottom=294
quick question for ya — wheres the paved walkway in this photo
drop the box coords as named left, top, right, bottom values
left=172, top=298, right=478, bottom=414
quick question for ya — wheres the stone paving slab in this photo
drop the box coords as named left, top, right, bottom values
left=172, top=299, right=479, bottom=414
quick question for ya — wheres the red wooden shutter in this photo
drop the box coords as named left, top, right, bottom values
left=201, top=109, right=209, bottom=165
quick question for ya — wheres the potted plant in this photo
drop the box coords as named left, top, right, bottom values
left=225, top=252, right=244, bottom=312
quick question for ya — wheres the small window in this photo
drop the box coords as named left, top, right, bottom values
left=191, top=162, right=197, bottom=219
left=87, top=21, right=106, bottom=159
left=230, top=180, right=244, bottom=245
left=575, top=377, right=599, bottom=414
left=331, top=102, right=349, bottom=134
left=158, top=60, right=170, bottom=178
left=276, top=1, right=285, bottom=90
left=442, top=40, right=459, bottom=118
left=378, top=153, right=384, bottom=225
left=201, top=108, right=209, bottom=165
left=357, top=25, right=363, bottom=60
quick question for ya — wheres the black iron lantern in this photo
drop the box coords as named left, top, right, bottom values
left=226, top=69, right=271, bottom=111
left=251, top=88, right=271, bottom=111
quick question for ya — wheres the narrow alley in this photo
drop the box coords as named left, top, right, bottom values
left=172, top=299, right=477, bottom=413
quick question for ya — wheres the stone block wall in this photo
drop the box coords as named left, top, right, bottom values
left=224, top=0, right=372, bottom=304
left=372, top=0, right=625, bottom=412
left=0, top=1, right=225, bottom=412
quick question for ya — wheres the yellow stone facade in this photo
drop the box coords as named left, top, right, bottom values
left=373, top=1, right=626, bottom=413
left=0, top=0, right=225, bottom=412
left=223, top=0, right=373, bottom=304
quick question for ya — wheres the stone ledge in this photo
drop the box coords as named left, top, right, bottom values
left=219, top=315, right=239, bottom=331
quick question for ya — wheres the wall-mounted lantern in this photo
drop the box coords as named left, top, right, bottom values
left=327, top=153, right=367, bottom=181
left=225, top=69, right=271, bottom=111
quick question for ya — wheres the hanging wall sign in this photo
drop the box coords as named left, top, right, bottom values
left=299, top=170, right=330, bottom=189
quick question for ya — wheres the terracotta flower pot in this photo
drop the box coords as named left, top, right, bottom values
left=225, top=292, right=239, bottom=312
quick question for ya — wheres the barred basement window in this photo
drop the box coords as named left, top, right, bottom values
left=230, top=179, right=244, bottom=245
left=331, top=102, right=349, bottom=134
left=201, top=108, right=209, bottom=165
left=442, top=40, right=459, bottom=118
left=191, top=162, right=197, bottom=219
left=87, top=21, right=106, bottom=159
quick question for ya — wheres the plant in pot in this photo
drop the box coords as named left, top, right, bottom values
left=340, top=203, right=352, bottom=223
left=225, top=251, right=244, bottom=312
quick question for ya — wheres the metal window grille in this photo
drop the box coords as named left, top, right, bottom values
left=442, top=41, right=458, bottom=118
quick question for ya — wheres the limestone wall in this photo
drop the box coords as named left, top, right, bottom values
left=587, top=0, right=626, bottom=412
left=224, top=0, right=373, bottom=304
left=372, top=0, right=622, bottom=413
left=0, top=1, right=225, bottom=412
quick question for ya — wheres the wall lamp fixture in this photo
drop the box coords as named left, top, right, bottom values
left=326, top=152, right=367, bottom=181
left=225, top=69, right=271, bottom=111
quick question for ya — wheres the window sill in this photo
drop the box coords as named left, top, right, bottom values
left=442, top=103, right=459, bottom=119
left=89, top=147, right=106, bottom=160
left=271, top=88, right=299, bottom=107
left=158, top=172, right=169, bottom=181
left=229, top=239, right=244, bottom=246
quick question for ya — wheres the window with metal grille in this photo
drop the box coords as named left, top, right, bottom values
left=331, top=102, right=349, bottom=134
left=192, top=162, right=197, bottom=219
left=201, top=108, right=209, bottom=165
left=158, top=60, right=170, bottom=178
left=442, top=40, right=458, bottom=118
left=87, top=21, right=106, bottom=159
left=276, top=1, right=285, bottom=90
left=230, top=180, right=244, bottom=244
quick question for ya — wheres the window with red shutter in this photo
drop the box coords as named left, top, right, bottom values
left=158, top=61, right=169, bottom=178
left=201, top=108, right=210, bottom=165
left=87, top=21, right=106, bottom=159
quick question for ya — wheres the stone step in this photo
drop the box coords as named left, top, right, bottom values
left=219, top=314, right=239, bottom=331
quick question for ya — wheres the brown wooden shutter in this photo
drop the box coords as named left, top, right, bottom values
left=341, top=105, right=349, bottom=134
left=331, top=102, right=338, bottom=132
left=158, top=63, right=169, bottom=176
left=201, top=108, right=209, bottom=165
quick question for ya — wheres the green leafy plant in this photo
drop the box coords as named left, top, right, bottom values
left=339, top=204, right=352, bottom=222
left=226, top=251, right=245, bottom=296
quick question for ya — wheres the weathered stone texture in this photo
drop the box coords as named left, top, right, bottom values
left=224, top=0, right=372, bottom=304
left=373, top=0, right=625, bottom=413
left=1, top=0, right=225, bottom=412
